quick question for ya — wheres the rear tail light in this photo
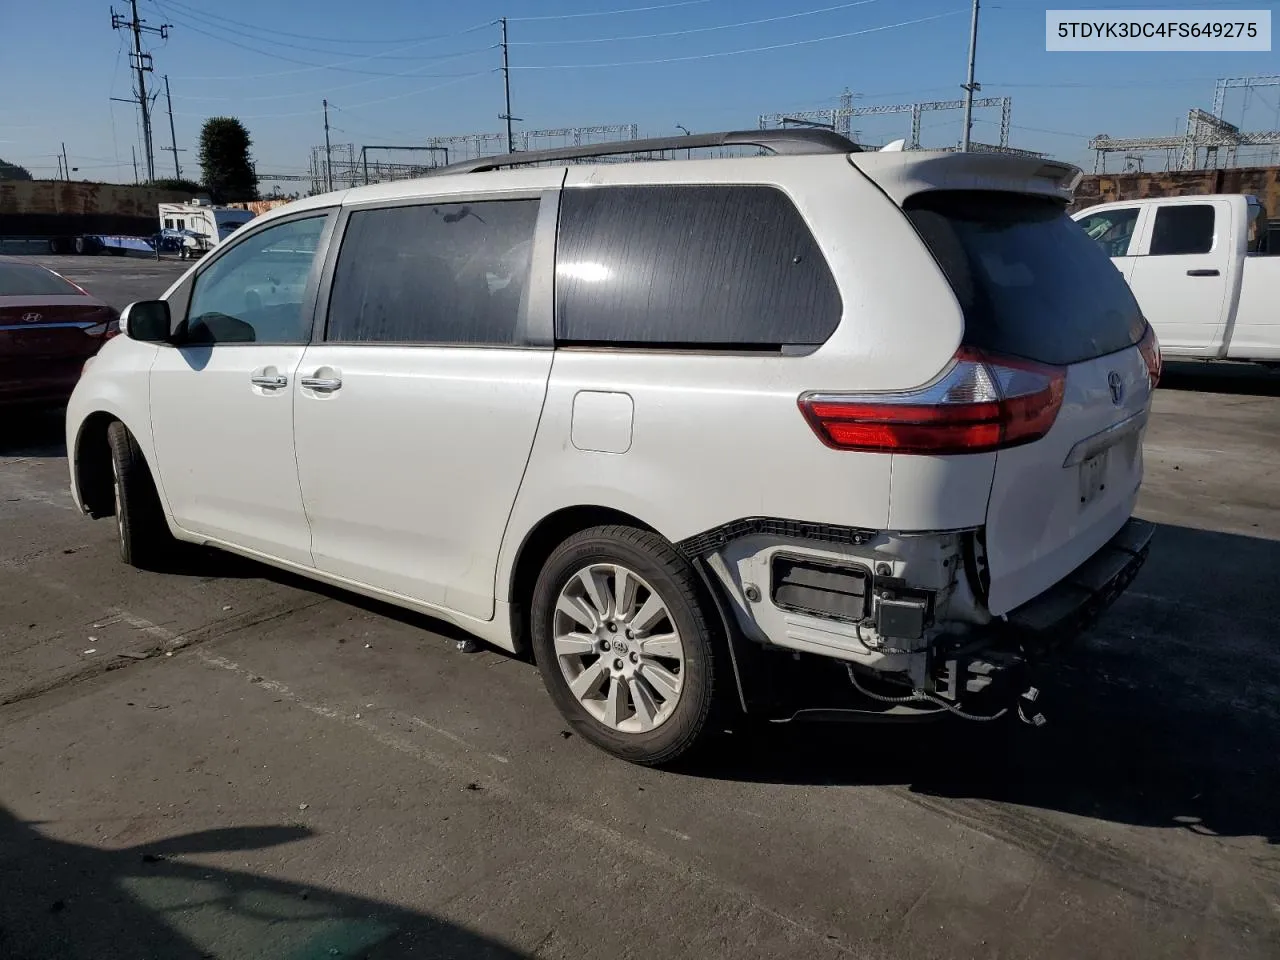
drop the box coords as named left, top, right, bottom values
left=799, top=348, right=1066, bottom=455
left=1137, top=323, right=1161, bottom=388
left=84, top=313, right=120, bottom=340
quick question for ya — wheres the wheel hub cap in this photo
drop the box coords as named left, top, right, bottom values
left=552, top=563, right=685, bottom=734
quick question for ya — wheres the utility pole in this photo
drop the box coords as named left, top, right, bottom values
left=61, top=143, right=70, bottom=181
left=160, top=75, right=184, bottom=179
left=131, top=146, right=139, bottom=184
left=323, top=99, right=333, bottom=192
left=498, top=18, right=522, bottom=154
left=960, top=0, right=981, bottom=152
left=111, top=1, right=170, bottom=181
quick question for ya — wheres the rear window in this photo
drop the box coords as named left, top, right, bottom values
left=905, top=191, right=1145, bottom=367
left=0, top=262, right=83, bottom=297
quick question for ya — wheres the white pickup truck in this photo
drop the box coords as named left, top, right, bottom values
left=1073, top=194, right=1280, bottom=365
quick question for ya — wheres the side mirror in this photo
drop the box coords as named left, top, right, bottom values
left=121, top=300, right=172, bottom=343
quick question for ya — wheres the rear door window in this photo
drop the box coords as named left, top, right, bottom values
left=555, top=184, right=841, bottom=349
left=326, top=199, right=539, bottom=345
left=1149, top=204, right=1215, bottom=256
left=906, top=191, right=1145, bottom=367
left=1077, top=207, right=1140, bottom=258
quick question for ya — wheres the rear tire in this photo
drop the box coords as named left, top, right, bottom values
left=106, top=421, right=176, bottom=570
left=530, top=525, right=720, bottom=766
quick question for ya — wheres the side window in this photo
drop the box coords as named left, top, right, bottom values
left=1247, top=202, right=1267, bottom=254
left=1149, top=204, right=1215, bottom=256
left=1077, top=207, right=1140, bottom=258
left=555, top=185, right=842, bottom=348
left=184, top=215, right=327, bottom=345
left=326, top=199, right=540, bottom=345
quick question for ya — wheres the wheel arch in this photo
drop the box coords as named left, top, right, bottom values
left=72, top=411, right=122, bottom=518
left=504, top=505, right=658, bottom=656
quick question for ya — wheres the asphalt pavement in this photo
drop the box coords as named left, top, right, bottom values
left=1, top=259, right=1278, bottom=960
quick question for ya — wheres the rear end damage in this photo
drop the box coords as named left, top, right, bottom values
left=679, top=515, right=1153, bottom=725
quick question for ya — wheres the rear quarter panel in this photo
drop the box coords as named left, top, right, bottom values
left=496, top=154, right=972, bottom=600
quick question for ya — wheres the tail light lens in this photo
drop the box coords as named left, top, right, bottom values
left=1137, top=323, right=1161, bottom=388
left=799, top=348, right=1066, bottom=455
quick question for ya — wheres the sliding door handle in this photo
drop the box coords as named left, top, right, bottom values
left=1186, top=268, right=1220, bottom=277
left=300, top=376, right=342, bottom=392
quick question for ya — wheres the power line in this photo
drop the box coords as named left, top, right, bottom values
left=511, top=10, right=965, bottom=69
left=987, top=76, right=1221, bottom=89
left=154, top=0, right=490, bottom=45
left=170, top=71, right=489, bottom=121
left=171, top=57, right=487, bottom=102
left=157, top=2, right=495, bottom=80
left=974, top=118, right=1089, bottom=139
left=508, top=0, right=713, bottom=21
left=509, top=0, right=894, bottom=45
left=156, top=0, right=492, bottom=63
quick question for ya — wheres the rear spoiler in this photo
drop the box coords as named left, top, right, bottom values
left=849, top=151, right=1084, bottom=205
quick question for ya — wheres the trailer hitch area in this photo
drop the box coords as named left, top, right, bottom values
left=929, top=646, right=1048, bottom=726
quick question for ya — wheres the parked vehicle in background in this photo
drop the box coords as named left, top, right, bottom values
left=158, top=201, right=256, bottom=260
left=66, top=130, right=1157, bottom=765
left=1074, top=194, right=1280, bottom=366
left=0, top=257, right=118, bottom=411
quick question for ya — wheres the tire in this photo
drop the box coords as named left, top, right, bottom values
left=530, top=525, right=720, bottom=766
left=74, top=236, right=87, bottom=255
left=106, top=421, right=176, bottom=570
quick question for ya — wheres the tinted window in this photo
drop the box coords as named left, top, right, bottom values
left=1149, top=204, right=1215, bottom=256
left=0, top=262, right=83, bottom=297
left=906, top=191, right=1145, bottom=367
left=1077, top=207, right=1140, bottom=258
left=184, top=215, right=326, bottom=344
left=327, top=199, right=539, bottom=345
left=555, top=185, right=841, bottom=348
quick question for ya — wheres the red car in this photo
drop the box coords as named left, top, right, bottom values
left=0, top=257, right=119, bottom=410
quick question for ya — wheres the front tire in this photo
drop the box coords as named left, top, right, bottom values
left=530, top=525, right=720, bottom=766
left=106, top=421, right=176, bottom=570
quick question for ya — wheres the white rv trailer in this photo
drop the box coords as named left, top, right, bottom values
left=157, top=200, right=257, bottom=259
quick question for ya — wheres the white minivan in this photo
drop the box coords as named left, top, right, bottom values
left=67, top=130, right=1158, bottom=764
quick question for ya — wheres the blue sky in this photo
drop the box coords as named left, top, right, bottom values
left=2, top=0, right=1278, bottom=187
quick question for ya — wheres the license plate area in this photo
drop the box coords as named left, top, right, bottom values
left=1078, top=450, right=1109, bottom=507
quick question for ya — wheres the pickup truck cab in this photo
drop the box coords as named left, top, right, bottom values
left=1073, top=194, right=1280, bottom=364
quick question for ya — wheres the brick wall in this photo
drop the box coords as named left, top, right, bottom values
left=1071, top=166, right=1280, bottom=217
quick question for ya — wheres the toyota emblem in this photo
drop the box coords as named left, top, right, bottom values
left=1108, top=371, right=1124, bottom=406
left=21, top=312, right=42, bottom=323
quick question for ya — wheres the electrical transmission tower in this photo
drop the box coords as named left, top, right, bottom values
left=111, top=0, right=170, bottom=182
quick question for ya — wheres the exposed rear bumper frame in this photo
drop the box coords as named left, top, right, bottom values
left=692, top=516, right=1155, bottom=722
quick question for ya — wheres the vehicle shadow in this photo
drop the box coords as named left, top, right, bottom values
left=1159, top=360, right=1280, bottom=397
left=0, top=807, right=526, bottom=959
left=0, top=408, right=68, bottom=458
left=683, top=521, right=1280, bottom=845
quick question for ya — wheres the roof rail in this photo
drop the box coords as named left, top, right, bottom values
left=431, top=128, right=860, bottom=175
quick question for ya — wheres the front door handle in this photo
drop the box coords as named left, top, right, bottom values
left=300, top=376, right=342, bottom=392
left=1186, top=268, right=1220, bottom=277
left=250, top=374, right=288, bottom=389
